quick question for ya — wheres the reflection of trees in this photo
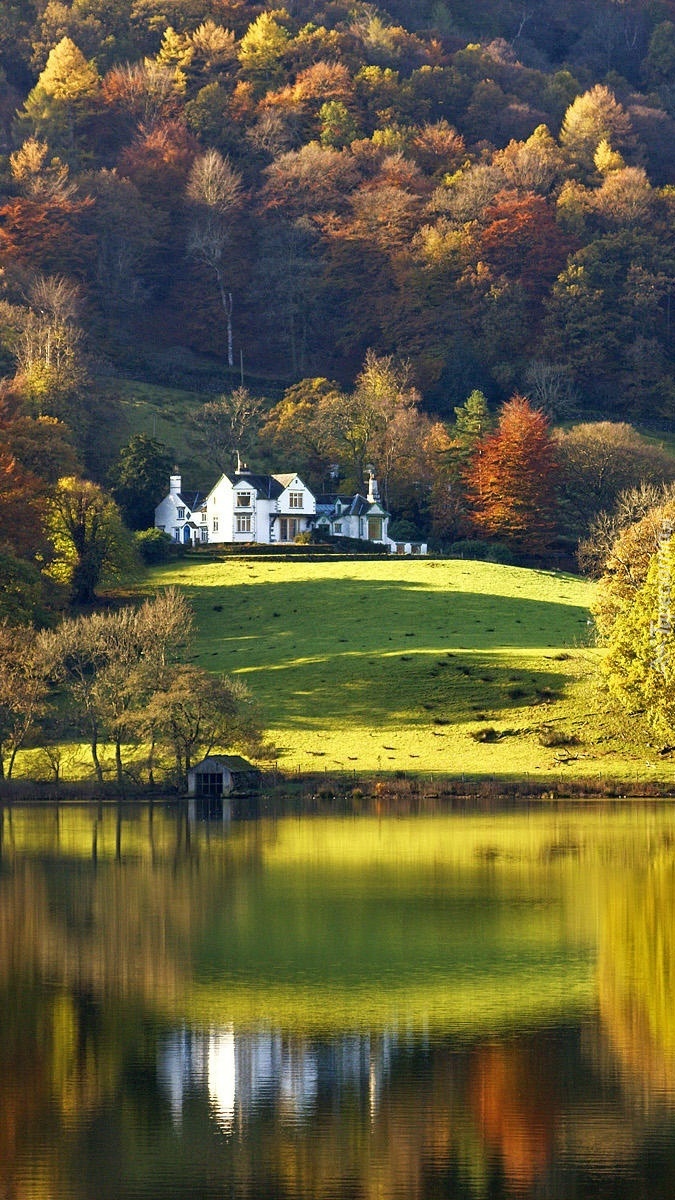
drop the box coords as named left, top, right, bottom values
left=0, top=809, right=266, bottom=1007
left=468, top=1040, right=558, bottom=1189
left=598, top=864, right=675, bottom=1099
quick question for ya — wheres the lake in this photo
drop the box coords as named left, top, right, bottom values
left=2, top=803, right=675, bottom=1199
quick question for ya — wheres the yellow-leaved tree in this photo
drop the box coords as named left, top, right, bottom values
left=602, top=535, right=675, bottom=743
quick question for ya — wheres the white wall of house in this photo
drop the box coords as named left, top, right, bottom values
left=203, top=473, right=316, bottom=545
left=272, top=476, right=316, bottom=543
left=154, top=475, right=206, bottom=545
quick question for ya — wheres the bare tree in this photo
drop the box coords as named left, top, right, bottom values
left=0, top=624, right=49, bottom=779
left=190, top=387, right=264, bottom=474
left=186, top=149, right=243, bottom=367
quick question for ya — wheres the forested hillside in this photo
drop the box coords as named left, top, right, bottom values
left=2, top=0, right=674, bottom=406
left=2, top=0, right=675, bottom=614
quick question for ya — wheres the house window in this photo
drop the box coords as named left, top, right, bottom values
left=201, top=529, right=208, bottom=542
left=334, top=522, right=342, bottom=533
left=213, top=517, right=219, bottom=532
left=236, top=492, right=251, bottom=508
left=236, top=514, right=252, bottom=533
left=289, top=491, right=303, bottom=509
left=279, top=518, right=300, bottom=541
left=177, top=507, right=185, bottom=519
left=174, top=528, right=180, bottom=541
left=368, top=517, right=382, bottom=541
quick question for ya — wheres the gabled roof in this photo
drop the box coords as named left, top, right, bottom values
left=192, top=754, right=258, bottom=774
left=316, top=493, right=389, bottom=517
left=232, top=473, right=286, bottom=500
left=272, top=473, right=300, bottom=489
left=178, top=491, right=205, bottom=510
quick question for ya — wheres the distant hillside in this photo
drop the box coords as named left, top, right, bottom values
left=0, top=0, right=673, bottom=422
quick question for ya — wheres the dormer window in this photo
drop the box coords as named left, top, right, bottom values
left=236, top=492, right=251, bottom=508
left=177, top=507, right=185, bottom=519
left=335, top=501, right=341, bottom=514
left=289, top=491, right=303, bottom=509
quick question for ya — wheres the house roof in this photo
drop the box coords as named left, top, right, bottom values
left=178, top=491, right=205, bottom=510
left=232, top=473, right=286, bottom=500
left=316, top=493, right=388, bottom=517
left=192, top=754, right=258, bottom=774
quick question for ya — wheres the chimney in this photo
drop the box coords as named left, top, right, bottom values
left=367, top=468, right=379, bottom=504
left=170, top=472, right=181, bottom=496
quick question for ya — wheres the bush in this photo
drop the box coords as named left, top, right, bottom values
left=538, top=726, right=579, bottom=747
left=135, top=528, right=183, bottom=564
left=469, top=726, right=501, bottom=742
left=449, top=539, right=515, bottom=564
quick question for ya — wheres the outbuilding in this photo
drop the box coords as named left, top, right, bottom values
left=187, top=755, right=260, bottom=798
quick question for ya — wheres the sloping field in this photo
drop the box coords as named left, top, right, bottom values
left=144, top=557, right=633, bottom=781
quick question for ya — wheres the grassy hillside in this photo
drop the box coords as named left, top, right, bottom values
left=137, top=556, right=645, bottom=782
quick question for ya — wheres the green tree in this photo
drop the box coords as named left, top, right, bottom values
left=319, top=100, right=357, bottom=149
left=601, top=537, right=675, bottom=743
left=237, top=13, right=290, bottom=85
left=109, top=434, right=173, bottom=530
left=46, top=476, right=135, bottom=605
left=144, top=664, right=259, bottom=790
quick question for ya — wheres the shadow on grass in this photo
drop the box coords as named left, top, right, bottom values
left=181, top=575, right=590, bottom=730
left=188, top=575, right=590, bottom=653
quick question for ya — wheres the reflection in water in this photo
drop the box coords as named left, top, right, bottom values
left=158, top=1026, right=395, bottom=1133
left=2, top=806, right=675, bottom=1198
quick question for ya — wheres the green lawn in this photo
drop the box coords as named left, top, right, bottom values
left=138, top=556, right=650, bottom=782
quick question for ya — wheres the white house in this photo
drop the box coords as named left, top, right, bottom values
left=154, top=474, right=208, bottom=546
left=204, top=470, right=316, bottom=544
left=315, top=471, right=390, bottom=544
left=155, top=468, right=426, bottom=552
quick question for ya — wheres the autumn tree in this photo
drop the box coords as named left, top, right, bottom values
left=144, top=665, right=259, bottom=790
left=465, top=395, right=559, bottom=555
left=258, top=377, right=341, bottom=487
left=559, top=85, right=634, bottom=173
left=555, top=422, right=675, bottom=537
left=46, top=477, right=135, bottom=605
left=20, top=37, right=101, bottom=161
left=591, top=494, right=675, bottom=638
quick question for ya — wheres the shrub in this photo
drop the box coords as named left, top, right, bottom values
left=469, top=726, right=501, bottom=742
left=135, top=528, right=182, bottom=564
left=538, top=726, right=579, bottom=747
left=449, top=539, right=515, bottom=564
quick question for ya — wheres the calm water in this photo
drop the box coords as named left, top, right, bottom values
left=2, top=803, right=675, bottom=1199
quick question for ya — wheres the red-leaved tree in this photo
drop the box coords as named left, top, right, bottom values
left=464, top=395, right=559, bottom=554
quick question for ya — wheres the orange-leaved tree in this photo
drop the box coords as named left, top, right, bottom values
left=464, top=395, right=559, bottom=555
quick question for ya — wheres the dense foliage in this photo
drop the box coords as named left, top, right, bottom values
left=2, top=0, right=675, bottom=615
left=1, top=1, right=674, bottom=405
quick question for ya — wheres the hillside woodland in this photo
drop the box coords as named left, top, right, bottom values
left=2, top=0, right=675, bottom=620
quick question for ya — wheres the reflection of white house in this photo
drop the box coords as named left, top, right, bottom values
left=158, top=1026, right=396, bottom=1131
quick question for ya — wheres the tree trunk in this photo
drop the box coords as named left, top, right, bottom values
left=91, top=735, right=104, bottom=784
left=115, top=736, right=124, bottom=793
